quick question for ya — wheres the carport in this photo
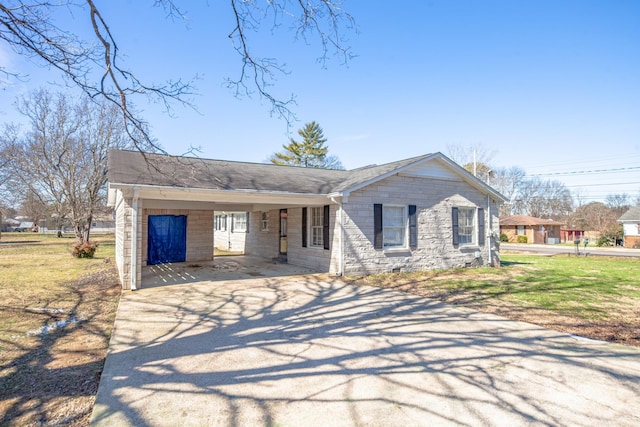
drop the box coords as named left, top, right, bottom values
left=91, top=269, right=640, bottom=426
left=107, top=150, right=336, bottom=290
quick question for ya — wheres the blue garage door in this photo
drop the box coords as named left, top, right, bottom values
left=148, top=215, right=187, bottom=265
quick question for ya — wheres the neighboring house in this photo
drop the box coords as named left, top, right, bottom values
left=500, top=215, right=564, bottom=244
left=618, top=206, right=640, bottom=249
left=91, top=213, right=116, bottom=233
left=2, top=218, right=20, bottom=232
left=107, top=149, right=506, bottom=290
left=560, top=228, right=586, bottom=243
left=213, top=211, right=248, bottom=252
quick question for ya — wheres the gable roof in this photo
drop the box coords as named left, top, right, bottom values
left=499, top=215, right=565, bottom=226
left=108, top=149, right=506, bottom=201
left=618, top=206, right=640, bottom=222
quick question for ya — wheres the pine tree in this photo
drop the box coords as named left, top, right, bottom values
left=271, top=121, right=337, bottom=168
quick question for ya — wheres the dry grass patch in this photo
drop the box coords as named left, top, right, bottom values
left=0, top=233, right=121, bottom=426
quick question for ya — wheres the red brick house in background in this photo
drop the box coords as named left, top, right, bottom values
left=499, top=215, right=565, bottom=244
left=618, top=206, right=640, bottom=249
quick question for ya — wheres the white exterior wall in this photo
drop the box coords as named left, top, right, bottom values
left=114, top=190, right=126, bottom=286
left=341, top=174, right=500, bottom=276
left=213, top=213, right=247, bottom=252
left=623, top=223, right=639, bottom=236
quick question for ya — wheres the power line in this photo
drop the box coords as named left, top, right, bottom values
left=530, top=165, right=640, bottom=177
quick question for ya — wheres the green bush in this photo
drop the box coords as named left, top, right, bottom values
left=517, top=235, right=528, bottom=244
left=72, top=241, right=99, bottom=258
left=500, top=233, right=509, bottom=242
left=596, top=236, right=612, bottom=247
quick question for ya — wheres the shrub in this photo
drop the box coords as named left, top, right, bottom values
left=596, top=236, right=612, bottom=247
left=72, top=241, right=99, bottom=258
left=500, top=233, right=509, bottom=242
left=517, top=235, right=528, bottom=244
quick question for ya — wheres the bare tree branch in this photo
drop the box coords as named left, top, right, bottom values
left=2, top=1, right=355, bottom=146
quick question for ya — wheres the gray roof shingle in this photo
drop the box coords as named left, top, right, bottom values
left=619, top=206, right=640, bottom=222
left=108, top=149, right=436, bottom=195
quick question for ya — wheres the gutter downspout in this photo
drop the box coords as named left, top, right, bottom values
left=130, top=188, right=139, bottom=291
left=487, top=194, right=495, bottom=267
left=331, top=196, right=345, bottom=276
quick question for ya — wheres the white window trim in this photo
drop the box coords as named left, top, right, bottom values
left=232, top=212, right=248, bottom=233
left=383, top=204, right=408, bottom=251
left=458, top=207, right=477, bottom=247
left=215, top=214, right=227, bottom=231
left=309, top=206, right=324, bottom=248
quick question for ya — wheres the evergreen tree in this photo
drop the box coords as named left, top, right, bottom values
left=271, top=121, right=333, bottom=168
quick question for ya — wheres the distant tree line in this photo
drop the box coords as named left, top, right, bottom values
left=447, top=143, right=638, bottom=245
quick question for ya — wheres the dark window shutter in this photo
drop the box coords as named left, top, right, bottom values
left=409, top=205, right=417, bottom=248
left=374, top=204, right=383, bottom=249
left=478, top=208, right=485, bottom=246
left=245, top=212, right=250, bottom=233
left=230, top=213, right=234, bottom=232
left=452, top=207, right=459, bottom=246
left=323, top=205, right=330, bottom=250
left=302, top=208, right=307, bottom=248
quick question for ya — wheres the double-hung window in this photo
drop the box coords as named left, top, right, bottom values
left=232, top=212, right=248, bottom=232
left=302, top=205, right=330, bottom=250
left=374, top=204, right=417, bottom=250
left=383, top=205, right=406, bottom=249
left=452, top=207, right=485, bottom=246
left=457, top=207, right=476, bottom=245
left=215, top=214, right=227, bottom=231
left=310, top=207, right=324, bottom=247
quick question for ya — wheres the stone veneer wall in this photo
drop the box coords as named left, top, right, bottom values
left=341, top=174, right=500, bottom=276
left=113, top=191, right=141, bottom=290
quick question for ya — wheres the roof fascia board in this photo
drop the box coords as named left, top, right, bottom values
left=109, top=183, right=331, bottom=205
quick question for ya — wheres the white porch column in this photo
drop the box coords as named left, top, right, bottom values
left=130, top=188, right=140, bottom=290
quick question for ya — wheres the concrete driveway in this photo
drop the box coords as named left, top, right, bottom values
left=91, top=257, right=640, bottom=426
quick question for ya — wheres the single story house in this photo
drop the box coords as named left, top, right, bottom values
left=107, top=149, right=506, bottom=290
left=618, top=206, right=640, bottom=249
left=499, top=215, right=564, bottom=244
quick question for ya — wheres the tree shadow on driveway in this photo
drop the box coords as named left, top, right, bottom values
left=91, top=274, right=640, bottom=427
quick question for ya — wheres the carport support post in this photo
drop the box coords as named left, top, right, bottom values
left=130, top=188, right=139, bottom=290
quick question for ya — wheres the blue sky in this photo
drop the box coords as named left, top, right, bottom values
left=1, top=0, right=639, bottom=203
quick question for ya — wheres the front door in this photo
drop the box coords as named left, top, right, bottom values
left=148, top=215, right=187, bottom=265
left=279, top=209, right=287, bottom=259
